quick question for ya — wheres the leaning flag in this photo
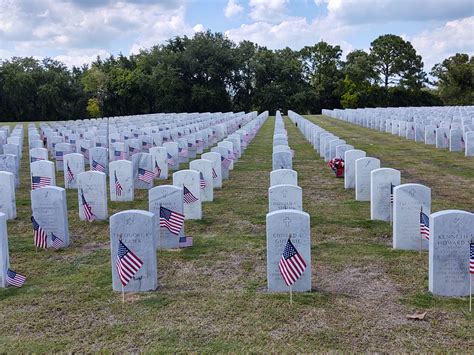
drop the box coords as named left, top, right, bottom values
left=81, top=190, right=96, bottom=222
left=6, top=269, right=26, bottom=287
left=420, top=210, right=430, bottom=241
left=178, top=147, right=188, bottom=157
left=31, top=216, right=47, bottom=249
left=159, top=206, right=185, bottom=235
left=199, top=172, right=206, bottom=189
left=279, top=238, right=307, bottom=287
left=116, top=240, right=143, bottom=286
left=167, top=153, right=176, bottom=166
left=66, top=162, right=75, bottom=183
left=183, top=186, right=198, bottom=204
left=138, top=168, right=154, bottom=184
left=154, top=161, right=161, bottom=178
left=114, top=171, right=123, bottom=196
left=221, top=156, right=231, bottom=169
left=129, top=146, right=138, bottom=155
left=31, top=176, right=51, bottom=190
left=390, top=183, right=395, bottom=204
left=212, top=168, right=218, bottom=179
left=470, top=242, right=474, bottom=275
left=91, top=159, right=105, bottom=172
left=51, top=233, right=64, bottom=249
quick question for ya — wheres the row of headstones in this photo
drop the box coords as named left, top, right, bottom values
left=0, top=124, right=24, bottom=189
left=322, top=107, right=474, bottom=156
left=35, top=111, right=254, bottom=159
left=0, top=111, right=268, bottom=223
left=267, top=112, right=311, bottom=292
left=0, top=112, right=270, bottom=290
left=29, top=111, right=256, bottom=174
left=289, top=110, right=474, bottom=297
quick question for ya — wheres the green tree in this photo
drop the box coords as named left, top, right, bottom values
left=431, top=53, right=474, bottom=105
left=370, top=34, right=426, bottom=89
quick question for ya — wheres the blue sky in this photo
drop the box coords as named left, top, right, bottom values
left=0, top=0, right=472, bottom=72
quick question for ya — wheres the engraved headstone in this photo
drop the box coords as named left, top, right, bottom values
left=272, top=151, right=292, bottom=170
left=268, top=184, right=302, bottom=212
left=393, top=183, right=431, bottom=250
left=30, top=160, right=56, bottom=189
left=201, top=152, right=222, bottom=189
left=173, top=170, right=202, bottom=220
left=428, top=210, right=474, bottom=296
left=109, top=160, right=134, bottom=201
left=110, top=210, right=157, bottom=292
left=344, top=149, right=366, bottom=189
left=0, top=213, right=9, bottom=288
left=370, top=168, right=401, bottom=221
left=149, top=185, right=184, bottom=249
left=132, top=153, right=154, bottom=190
left=77, top=171, right=108, bottom=221
left=355, top=157, right=380, bottom=201
left=63, top=153, right=84, bottom=189
left=270, top=169, right=297, bottom=187
left=31, top=186, right=70, bottom=248
left=266, top=209, right=311, bottom=292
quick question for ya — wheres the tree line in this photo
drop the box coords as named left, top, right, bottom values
left=0, top=32, right=472, bottom=122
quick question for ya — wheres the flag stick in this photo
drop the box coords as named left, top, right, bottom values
left=290, top=285, right=293, bottom=306
left=470, top=275, right=472, bottom=312
left=122, top=284, right=125, bottom=304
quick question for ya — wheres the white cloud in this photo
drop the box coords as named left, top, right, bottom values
left=193, top=24, right=205, bottom=33
left=248, top=0, right=288, bottom=22
left=410, top=16, right=474, bottom=71
left=224, top=0, right=244, bottom=18
left=53, top=49, right=111, bottom=68
left=324, top=0, right=473, bottom=24
left=225, top=16, right=354, bottom=55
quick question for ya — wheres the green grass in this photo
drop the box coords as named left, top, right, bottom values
left=0, top=115, right=472, bottom=351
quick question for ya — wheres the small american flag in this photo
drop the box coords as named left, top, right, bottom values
left=469, top=242, right=474, bottom=275
left=96, top=142, right=102, bottom=147
left=390, top=183, right=395, bottom=204
left=178, top=147, right=188, bottom=157
left=55, top=151, right=63, bottom=161
left=160, top=206, right=185, bottom=235
left=80, top=146, right=89, bottom=159
left=183, top=186, right=198, bottom=204
left=81, top=190, right=96, bottom=222
left=179, top=236, right=193, bottom=248
left=420, top=210, right=430, bottom=240
left=212, top=167, right=218, bottom=179
left=114, top=150, right=124, bottom=160
left=6, top=269, right=26, bottom=287
left=138, top=168, right=154, bottom=184
left=91, top=159, right=105, bottom=172
left=221, top=155, right=231, bottom=169
left=114, top=171, right=123, bottom=196
left=31, top=216, right=47, bottom=249
left=227, top=150, right=236, bottom=160
left=116, top=240, right=143, bottom=286
left=111, top=138, right=117, bottom=143
left=154, top=161, right=161, bottom=178
left=167, top=153, right=176, bottom=166
left=187, top=142, right=193, bottom=148
left=199, top=172, right=206, bottom=189
left=31, top=176, right=51, bottom=190
left=279, top=238, right=307, bottom=286
left=30, top=156, right=44, bottom=163
left=51, top=233, right=64, bottom=249
left=66, top=162, right=75, bottom=183
left=196, top=139, right=204, bottom=147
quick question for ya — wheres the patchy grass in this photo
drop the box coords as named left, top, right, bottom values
left=0, top=115, right=472, bottom=352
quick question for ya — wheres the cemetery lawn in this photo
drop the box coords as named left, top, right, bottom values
left=1, top=115, right=472, bottom=352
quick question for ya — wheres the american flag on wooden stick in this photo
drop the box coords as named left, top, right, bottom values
left=114, top=171, right=123, bottom=196
left=279, top=238, right=306, bottom=287
left=66, top=162, right=75, bottom=183
left=31, top=216, right=47, bottom=249
left=212, top=168, right=218, bottom=179
left=154, top=161, right=161, bottom=178
left=81, top=189, right=96, bottom=222
left=469, top=242, right=474, bottom=275
left=51, top=233, right=64, bottom=249
left=160, top=206, right=185, bottom=235
left=221, top=156, right=231, bottom=169
left=183, top=186, right=198, bottom=204
left=116, top=240, right=143, bottom=286
left=91, top=159, right=105, bottom=172
left=7, top=269, right=26, bottom=287
left=199, top=172, right=206, bottom=189
left=31, top=176, right=51, bottom=190
left=167, top=153, right=176, bottom=166
left=420, top=210, right=430, bottom=241
left=138, top=168, right=154, bottom=184
left=80, top=146, right=89, bottom=159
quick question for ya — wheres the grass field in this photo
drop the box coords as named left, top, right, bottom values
left=0, top=114, right=472, bottom=352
